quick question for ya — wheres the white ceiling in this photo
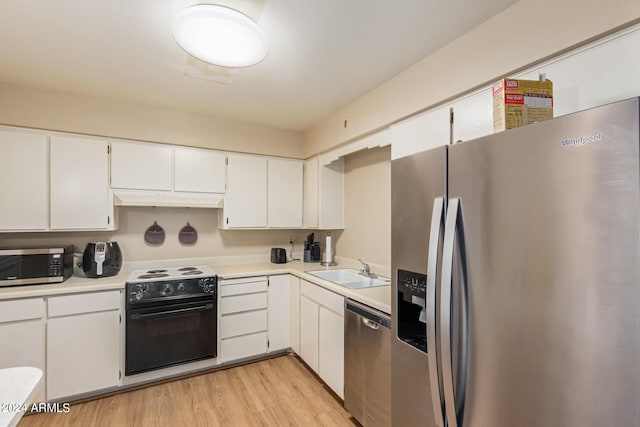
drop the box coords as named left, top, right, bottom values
left=0, top=0, right=519, bottom=132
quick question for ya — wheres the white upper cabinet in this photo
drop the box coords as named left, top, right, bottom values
left=222, top=154, right=268, bottom=228
left=110, top=141, right=172, bottom=190
left=268, top=158, right=303, bottom=228
left=303, top=157, right=344, bottom=229
left=303, top=157, right=319, bottom=228
left=50, top=135, right=112, bottom=230
left=174, top=147, right=226, bottom=193
left=111, top=141, right=226, bottom=197
left=222, top=155, right=304, bottom=229
left=451, top=88, right=494, bottom=144
left=0, top=130, right=48, bottom=230
left=517, top=27, right=640, bottom=118
left=391, top=106, right=450, bottom=160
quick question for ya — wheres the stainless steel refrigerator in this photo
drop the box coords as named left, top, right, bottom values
left=391, top=97, right=640, bottom=426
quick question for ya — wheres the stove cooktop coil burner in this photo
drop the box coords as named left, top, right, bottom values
left=147, top=269, right=168, bottom=274
left=181, top=270, right=203, bottom=276
left=137, top=273, right=170, bottom=279
left=178, top=267, right=198, bottom=271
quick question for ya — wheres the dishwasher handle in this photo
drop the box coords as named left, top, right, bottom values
left=345, top=299, right=391, bottom=329
left=362, top=318, right=380, bottom=330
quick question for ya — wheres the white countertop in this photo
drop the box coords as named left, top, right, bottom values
left=0, top=258, right=391, bottom=314
left=0, top=367, right=42, bottom=427
left=214, top=261, right=391, bottom=314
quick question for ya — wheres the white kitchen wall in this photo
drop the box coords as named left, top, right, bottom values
left=0, top=207, right=309, bottom=263
left=335, top=146, right=390, bottom=267
left=0, top=82, right=303, bottom=159
left=303, top=0, right=640, bottom=157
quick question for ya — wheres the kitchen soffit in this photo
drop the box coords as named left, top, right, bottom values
left=0, top=0, right=519, bottom=132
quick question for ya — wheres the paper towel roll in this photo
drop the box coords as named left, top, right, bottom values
left=325, top=233, right=332, bottom=262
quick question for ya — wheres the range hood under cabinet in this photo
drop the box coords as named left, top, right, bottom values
left=113, top=190, right=224, bottom=209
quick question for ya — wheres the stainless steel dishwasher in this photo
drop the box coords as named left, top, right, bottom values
left=345, top=299, right=391, bottom=427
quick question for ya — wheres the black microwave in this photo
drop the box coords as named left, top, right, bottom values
left=0, top=246, right=74, bottom=287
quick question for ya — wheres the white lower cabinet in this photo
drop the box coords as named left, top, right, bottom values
left=290, top=276, right=301, bottom=354
left=46, top=291, right=121, bottom=400
left=220, top=275, right=295, bottom=362
left=299, top=280, right=345, bottom=398
left=0, top=298, right=45, bottom=376
left=299, top=295, right=320, bottom=372
left=318, top=306, right=344, bottom=398
left=219, top=277, right=268, bottom=362
left=267, top=275, right=291, bottom=351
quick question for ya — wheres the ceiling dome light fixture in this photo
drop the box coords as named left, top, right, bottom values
left=172, top=4, right=268, bottom=68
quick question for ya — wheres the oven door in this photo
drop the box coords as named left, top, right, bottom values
left=126, top=297, right=217, bottom=375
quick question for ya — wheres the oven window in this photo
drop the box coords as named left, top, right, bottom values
left=147, top=313, right=201, bottom=337
left=126, top=299, right=217, bottom=375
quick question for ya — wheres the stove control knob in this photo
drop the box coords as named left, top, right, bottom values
left=135, top=290, right=143, bottom=301
left=142, top=283, right=149, bottom=292
left=162, top=284, right=172, bottom=296
left=178, top=283, right=185, bottom=292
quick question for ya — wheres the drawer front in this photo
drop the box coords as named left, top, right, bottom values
left=48, top=290, right=120, bottom=317
left=220, top=310, right=267, bottom=339
left=221, top=332, right=267, bottom=362
left=220, top=280, right=268, bottom=297
left=0, top=298, right=45, bottom=322
left=220, top=276, right=267, bottom=286
left=301, top=280, right=344, bottom=316
left=220, top=293, right=267, bottom=315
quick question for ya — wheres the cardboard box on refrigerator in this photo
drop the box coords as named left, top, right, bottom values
left=492, top=78, right=553, bottom=132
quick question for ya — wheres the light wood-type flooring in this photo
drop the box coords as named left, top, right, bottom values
left=20, top=354, right=357, bottom=427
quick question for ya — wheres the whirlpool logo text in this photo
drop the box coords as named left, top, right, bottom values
left=560, top=132, right=602, bottom=147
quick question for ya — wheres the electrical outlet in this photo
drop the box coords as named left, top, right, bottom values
left=289, top=236, right=296, bottom=244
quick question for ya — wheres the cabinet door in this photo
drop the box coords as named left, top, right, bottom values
left=268, top=158, right=303, bottom=228
left=0, top=130, right=48, bottom=230
left=268, top=275, right=291, bottom=351
left=221, top=332, right=268, bottom=362
left=299, top=295, right=319, bottom=372
left=318, top=159, right=344, bottom=229
left=174, top=148, right=226, bottom=193
left=516, top=28, right=640, bottom=119
left=319, top=306, right=344, bottom=398
left=50, top=136, right=110, bottom=229
left=110, top=141, right=172, bottom=190
left=303, top=157, right=319, bottom=228
left=0, top=320, right=45, bottom=372
left=451, top=88, right=493, bottom=144
left=223, top=154, right=267, bottom=228
left=221, top=310, right=267, bottom=338
left=290, top=276, right=301, bottom=354
left=47, top=310, right=120, bottom=400
left=390, top=105, right=450, bottom=160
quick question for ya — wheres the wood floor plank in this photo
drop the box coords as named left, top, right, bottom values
left=19, top=355, right=356, bottom=427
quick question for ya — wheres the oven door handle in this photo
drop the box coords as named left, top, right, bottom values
left=131, top=303, right=214, bottom=320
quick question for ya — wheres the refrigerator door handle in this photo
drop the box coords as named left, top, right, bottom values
left=440, top=198, right=469, bottom=427
left=427, top=197, right=445, bottom=427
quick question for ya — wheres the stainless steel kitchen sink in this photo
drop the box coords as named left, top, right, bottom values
left=306, top=269, right=390, bottom=289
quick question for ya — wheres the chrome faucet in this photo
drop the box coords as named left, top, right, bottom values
left=358, top=259, right=377, bottom=278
